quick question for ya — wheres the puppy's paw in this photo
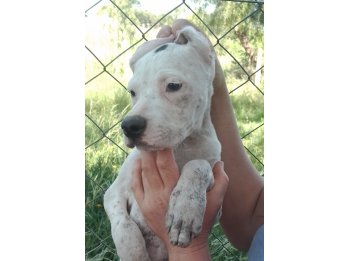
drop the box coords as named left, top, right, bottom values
left=165, top=187, right=206, bottom=247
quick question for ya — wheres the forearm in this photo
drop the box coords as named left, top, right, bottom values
left=211, top=59, right=264, bottom=251
left=211, top=62, right=258, bottom=179
left=211, top=59, right=247, bottom=161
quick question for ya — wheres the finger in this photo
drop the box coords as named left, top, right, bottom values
left=172, top=19, right=197, bottom=35
left=132, top=158, right=144, bottom=203
left=209, top=161, right=229, bottom=203
left=140, top=151, right=164, bottom=192
left=213, top=161, right=229, bottom=188
left=156, top=25, right=172, bottom=38
left=156, top=149, right=179, bottom=190
left=172, top=19, right=214, bottom=50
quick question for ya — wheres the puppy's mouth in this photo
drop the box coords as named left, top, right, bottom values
left=125, top=137, right=164, bottom=151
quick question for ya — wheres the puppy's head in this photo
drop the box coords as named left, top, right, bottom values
left=122, top=26, right=215, bottom=150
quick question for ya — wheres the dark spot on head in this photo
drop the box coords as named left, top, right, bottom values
left=155, top=44, right=168, bottom=53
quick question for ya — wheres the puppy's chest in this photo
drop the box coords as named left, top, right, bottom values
left=174, top=137, right=220, bottom=170
left=173, top=146, right=210, bottom=171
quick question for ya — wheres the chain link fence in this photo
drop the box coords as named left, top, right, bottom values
left=85, top=0, right=264, bottom=260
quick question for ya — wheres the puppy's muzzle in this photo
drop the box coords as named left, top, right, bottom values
left=121, top=115, right=147, bottom=140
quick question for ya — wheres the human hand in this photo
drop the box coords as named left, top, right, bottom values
left=131, top=149, right=179, bottom=245
left=132, top=149, right=229, bottom=259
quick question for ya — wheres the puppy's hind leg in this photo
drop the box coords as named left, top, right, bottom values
left=104, top=185, right=150, bottom=261
left=111, top=215, right=151, bottom=261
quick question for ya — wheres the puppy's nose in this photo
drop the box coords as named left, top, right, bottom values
left=121, top=116, right=146, bottom=139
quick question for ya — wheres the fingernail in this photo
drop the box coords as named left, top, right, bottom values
left=217, top=161, right=224, bottom=169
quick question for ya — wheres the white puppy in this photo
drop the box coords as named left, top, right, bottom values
left=104, top=25, right=221, bottom=261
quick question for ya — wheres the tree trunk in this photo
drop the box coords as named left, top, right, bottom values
left=235, top=29, right=257, bottom=70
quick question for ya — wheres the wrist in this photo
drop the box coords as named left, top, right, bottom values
left=165, top=234, right=211, bottom=261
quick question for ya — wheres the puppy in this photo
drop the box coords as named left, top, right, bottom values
left=104, top=25, right=221, bottom=261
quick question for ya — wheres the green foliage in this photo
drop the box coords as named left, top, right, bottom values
left=85, top=0, right=263, bottom=260
left=231, top=82, right=264, bottom=172
left=85, top=78, right=131, bottom=260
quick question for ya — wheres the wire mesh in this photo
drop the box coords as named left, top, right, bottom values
left=85, top=0, right=264, bottom=260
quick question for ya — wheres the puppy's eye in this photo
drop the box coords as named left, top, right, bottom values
left=129, top=90, right=136, bottom=97
left=166, top=83, right=182, bottom=92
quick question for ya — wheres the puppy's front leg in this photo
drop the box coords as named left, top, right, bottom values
left=165, top=159, right=214, bottom=247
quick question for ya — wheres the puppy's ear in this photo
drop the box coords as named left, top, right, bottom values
left=174, top=26, right=214, bottom=64
left=130, top=35, right=175, bottom=72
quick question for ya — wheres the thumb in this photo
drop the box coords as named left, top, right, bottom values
left=211, top=161, right=229, bottom=196
left=156, top=25, right=173, bottom=38
left=203, top=161, right=229, bottom=230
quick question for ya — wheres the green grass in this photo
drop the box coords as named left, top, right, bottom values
left=231, top=82, right=264, bottom=173
left=209, top=225, right=248, bottom=261
left=85, top=77, right=263, bottom=260
left=85, top=83, right=130, bottom=260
